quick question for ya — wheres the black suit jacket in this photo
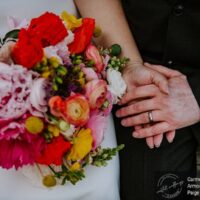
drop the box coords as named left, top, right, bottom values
left=122, top=0, right=200, bottom=105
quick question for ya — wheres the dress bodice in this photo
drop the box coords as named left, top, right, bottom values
left=0, top=0, right=78, bottom=37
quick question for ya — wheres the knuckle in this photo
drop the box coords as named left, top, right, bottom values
left=151, top=126, right=159, bottom=134
left=140, top=113, right=148, bottom=123
left=180, top=74, right=187, bottom=80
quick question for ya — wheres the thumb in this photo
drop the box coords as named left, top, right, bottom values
left=150, top=69, right=170, bottom=94
left=144, top=62, right=182, bottom=78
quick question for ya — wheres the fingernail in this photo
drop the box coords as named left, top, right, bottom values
left=155, top=141, right=162, bottom=148
left=148, top=144, right=154, bottom=149
left=168, top=138, right=174, bottom=143
left=115, top=112, right=120, bottom=118
left=164, top=86, right=170, bottom=94
left=121, top=120, right=126, bottom=127
left=155, top=144, right=160, bottom=148
left=133, top=132, right=139, bottom=137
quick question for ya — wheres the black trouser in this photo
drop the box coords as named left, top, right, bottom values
left=113, top=107, right=200, bottom=200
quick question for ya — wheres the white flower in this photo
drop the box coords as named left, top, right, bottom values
left=61, top=124, right=76, bottom=138
left=107, top=68, right=127, bottom=104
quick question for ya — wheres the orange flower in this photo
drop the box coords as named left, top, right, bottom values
left=61, top=94, right=90, bottom=127
left=49, top=96, right=63, bottom=118
left=49, top=95, right=90, bottom=127
left=68, top=18, right=95, bottom=54
left=12, top=29, right=43, bottom=68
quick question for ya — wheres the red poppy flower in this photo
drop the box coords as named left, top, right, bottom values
left=12, top=29, right=43, bottom=68
left=28, top=12, right=68, bottom=47
left=36, top=136, right=71, bottom=165
left=68, top=18, right=95, bottom=54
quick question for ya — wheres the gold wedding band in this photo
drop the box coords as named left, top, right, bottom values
left=148, top=111, right=154, bottom=123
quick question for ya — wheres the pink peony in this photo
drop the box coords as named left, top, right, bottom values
left=86, top=111, right=108, bottom=149
left=0, top=115, right=45, bottom=169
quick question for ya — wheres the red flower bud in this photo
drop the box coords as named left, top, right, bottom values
left=68, top=18, right=95, bottom=54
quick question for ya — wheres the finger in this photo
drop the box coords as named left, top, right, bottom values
left=153, top=134, right=163, bottom=148
left=133, top=122, right=170, bottom=138
left=166, top=130, right=176, bottom=143
left=116, top=98, right=159, bottom=118
left=144, top=62, right=182, bottom=78
left=119, top=84, right=159, bottom=105
left=134, top=125, right=142, bottom=130
left=121, top=110, right=163, bottom=127
left=150, top=69, right=170, bottom=94
left=146, top=137, right=155, bottom=149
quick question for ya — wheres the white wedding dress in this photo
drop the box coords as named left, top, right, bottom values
left=0, top=1, right=120, bottom=200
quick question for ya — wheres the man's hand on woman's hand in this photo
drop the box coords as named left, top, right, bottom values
left=117, top=64, right=200, bottom=147
left=119, top=62, right=180, bottom=148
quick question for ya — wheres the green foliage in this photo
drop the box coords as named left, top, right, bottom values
left=89, top=144, right=125, bottom=167
left=48, top=165, right=85, bottom=185
left=3, top=29, right=20, bottom=43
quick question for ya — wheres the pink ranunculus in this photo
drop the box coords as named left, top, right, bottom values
left=85, top=44, right=104, bottom=73
left=85, top=79, right=107, bottom=109
left=86, top=111, right=108, bottom=149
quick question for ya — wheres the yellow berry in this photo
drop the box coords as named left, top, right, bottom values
left=41, top=71, right=51, bottom=78
left=42, top=175, right=56, bottom=187
left=93, top=25, right=102, bottom=37
left=25, top=116, right=44, bottom=134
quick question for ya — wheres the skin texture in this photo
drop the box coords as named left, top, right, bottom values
left=74, top=0, right=187, bottom=148
left=117, top=63, right=200, bottom=141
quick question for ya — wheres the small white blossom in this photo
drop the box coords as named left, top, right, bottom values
left=107, top=68, right=127, bottom=104
left=61, top=124, right=76, bottom=138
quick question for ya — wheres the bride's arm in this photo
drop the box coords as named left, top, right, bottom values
left=74, top=0, right=142, bottom=63
left=74, top=0, right=180, bottom=148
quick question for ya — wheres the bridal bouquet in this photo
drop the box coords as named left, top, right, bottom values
left=0, top=11, right=128, bottom=187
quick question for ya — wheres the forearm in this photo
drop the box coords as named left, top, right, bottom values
left=74, top=0, right=142, bottom=64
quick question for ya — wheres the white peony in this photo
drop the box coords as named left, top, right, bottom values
left=107, top=68, right=127, bottom=104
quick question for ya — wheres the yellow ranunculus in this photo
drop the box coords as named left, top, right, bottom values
left=67, top=128, right=93, bottom=161
left=61, top=11, right=82, bottom=31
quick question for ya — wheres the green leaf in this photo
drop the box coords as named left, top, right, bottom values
left=3, top=29, right=20, bottom=43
